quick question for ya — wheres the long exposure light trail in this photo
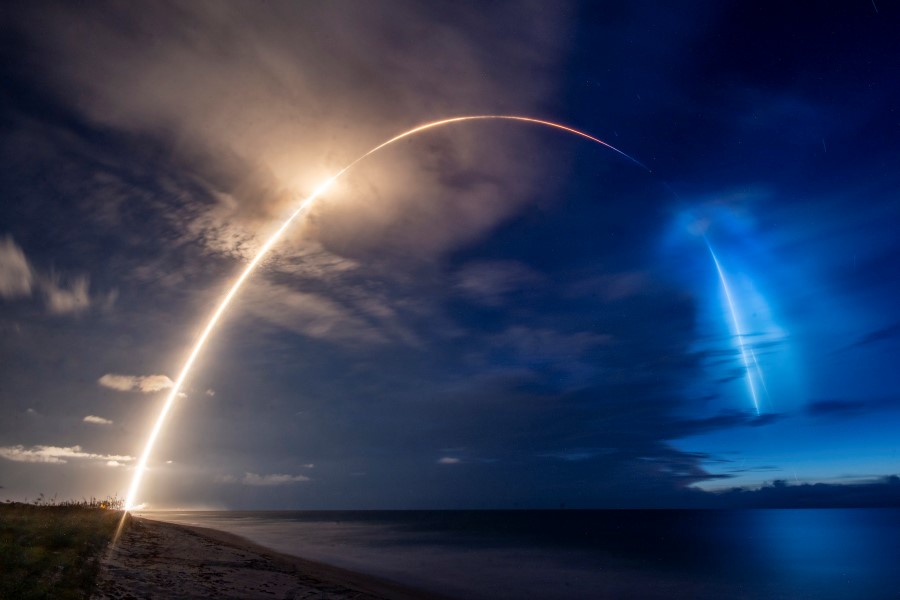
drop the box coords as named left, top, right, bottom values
left=706, top=239, right=762, bottom=414
left=123, top=115, right=647, bottom=511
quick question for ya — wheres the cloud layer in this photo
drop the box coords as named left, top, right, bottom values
left=0, top=236, right=32, bottom=298
left=83, top=415, right=113, bottom=425
left=0, top=444, right=133, bottom=464
left=218, top=472, right=311, bottom=486
left=2, top=2, right=897, bottom=509
left=19, top=1, right=572, bottom=267
left=0, top=236, right=111, bottom=314
left=98, top=373, right=174, bottom=393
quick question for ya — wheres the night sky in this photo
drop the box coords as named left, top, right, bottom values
left=1, top=1, right=898, bottom=509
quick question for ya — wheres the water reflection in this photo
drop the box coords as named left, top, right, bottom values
left=745, top=509, right=898, bottom=598
left=141, top=509, right=900, bottom=599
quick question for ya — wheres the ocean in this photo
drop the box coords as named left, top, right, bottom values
left=139, top=509, right=900, bottom=599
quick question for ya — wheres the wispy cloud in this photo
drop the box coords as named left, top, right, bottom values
left=239, top=279, right=390, bottom=345
left=98, top=373, right=174, bottom=393
left=568, top=271, right=650, bottom=302
left=0, top=444, right=133, bottom=464
left=807, top=397, right=900, bottom=419
left=539, top=448, right=616, bottom=461
left=843, top=322, right=900, bottom=352
left=0, top=236, right=33, bottom=298
left=437, top=457, right=461, bottom=465
left=218, top=472, right=311, bottom=486
left=42, top=274, right=91, bottom=314
left=0, top=236, right=113, bottom=314
left=83, top=415, right=113, bottom=425
left=17, top=2, right=571, bottom=269
left=455, top=260, right=543, bottom=306
left=471, top=326, right=613, bottom=390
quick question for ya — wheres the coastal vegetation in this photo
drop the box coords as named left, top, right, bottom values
left=0, top=497, right=127, bottom=599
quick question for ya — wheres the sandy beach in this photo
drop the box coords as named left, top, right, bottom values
left=92, top=516, right=449, bottom=600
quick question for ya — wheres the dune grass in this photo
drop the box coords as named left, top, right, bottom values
left=0, top=502, right=128, bottom=599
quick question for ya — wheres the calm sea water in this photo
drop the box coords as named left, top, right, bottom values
left=139, top=509, right=900, bottom=599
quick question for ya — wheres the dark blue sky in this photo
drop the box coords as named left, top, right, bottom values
left=0, top=1, right=898, bottom=509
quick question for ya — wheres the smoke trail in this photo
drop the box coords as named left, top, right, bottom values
left=705, top=238, right=763, bottom=414
left=123, top=115, right=647, bottom=511
left=750, top=348, right=770, bottom=399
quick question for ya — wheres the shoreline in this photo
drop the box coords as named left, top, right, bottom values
left=93, top=515, right=452, bottom=600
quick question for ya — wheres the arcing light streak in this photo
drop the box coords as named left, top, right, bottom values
left=123, top=115, right=647, bottom=511
left=750, top=348, right=770, bottom=399
left=363, top=116, right=651, bottom=173
left=705, top=240, right=762, bottom=414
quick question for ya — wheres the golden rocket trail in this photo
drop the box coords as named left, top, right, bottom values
left=123, top=115, right=647, bottom=510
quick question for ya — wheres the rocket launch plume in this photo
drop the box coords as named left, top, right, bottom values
left=123, top=115, right=647, bottom=511
left=705, top=239, right=765, bottom=415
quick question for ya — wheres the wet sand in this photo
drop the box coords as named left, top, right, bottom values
left=92, top=516, right=450, bottom=600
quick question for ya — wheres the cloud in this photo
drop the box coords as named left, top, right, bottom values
left=568, top=271, right=650, bottom=302
left=470, top=326, right=614, bottom=391
left=807, top=397, right=900, bottom=419
left=539, top=449, right=615, bottom=461
left=701, top=476, right=900, bottom=509
left=0, top=236, right=112, bottom=314
left=42, top=274, right=91, bottom=314
left=674, top=411, right=782, bottom=437
left=83, top=415, right=113, bottom=425
left=492, top=326, right=612, bottom=360
left=455, top=260, right=543, bottom=306
left=844, top=322, right=900, bottom=351
left=0, top=236, right=33, bottom=298
left=15, top=2, right=573, bottom=268
left=219, top=472, right=311, bottom=486
left=239, top=279, right=391, bottom=345
left=0, top=444, right=133, bottom=464
left=807, top=399, right=867, bottom=418
left=438, top=457, right=461, bottom=465
left=98, top=373, right=174, bottom=393
left=1, top=3, right=791, bottom=507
